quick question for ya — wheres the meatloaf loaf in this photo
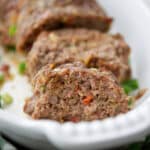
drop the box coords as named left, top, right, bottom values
left=27, top=29, right=131, bottom=83
left=24, top=62, right=130, bottom=122
left=16, top=0, right=112, bottom=51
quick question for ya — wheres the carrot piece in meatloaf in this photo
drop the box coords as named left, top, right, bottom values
left=16, top=0, right=112, bottom=51
left=27, top=29, right=131, bottom=83
left=24, top=62, right=130, bottom=122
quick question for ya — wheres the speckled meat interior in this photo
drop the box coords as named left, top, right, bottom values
left=24, top=63, right=130, bottom=122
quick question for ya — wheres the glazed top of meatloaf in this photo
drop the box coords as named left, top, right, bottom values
left=27, top=28, right=130, bottom=82
left=16, top=0, right=112, bottom=51
left=24, top=62, right=130, bottom=122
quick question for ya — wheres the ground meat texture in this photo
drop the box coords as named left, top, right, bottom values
left=27, top=29, right=131, bottom=83
left=0, top=0, right=26, bottom=46
left=16, top=0, right=112, bottom=51
left=24, top=62, right=129, bottom=122
left=0, top=0, right=18, bottom=23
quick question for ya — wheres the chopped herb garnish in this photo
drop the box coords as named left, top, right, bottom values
left=18, top=62, right=26, bottom=75
left=128, top=98, right=133, bottom=108
left=121, top=79, right=139, bottom=95
left=5, top=45, right=16, bottom=52
left=0, top=93, right=13, bottom=108
left=127, top=143, right=142, bottom=150
left=0, top=74, right=5, bottom=84
left=1, top=93, right=13, bottom=106
left=8, top=25, right=17, bottom=37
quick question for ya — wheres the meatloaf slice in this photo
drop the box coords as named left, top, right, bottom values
left=16, top=0, right=112, bottom=51
left=24, top=62, right=130, bottom=122
left=0, top=0, right=26, bottom=47
left=27, top=29, right=131, bottom=83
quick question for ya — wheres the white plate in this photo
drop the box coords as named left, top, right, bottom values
left=1, top=0, right=150, bottom=149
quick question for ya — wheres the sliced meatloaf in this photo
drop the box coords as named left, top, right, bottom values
left=24, top=62, right=130, bottom=122
left=16, top=0, right=112, bottom=51
left=0, top=0, right=25, bottom=46
left=27, top=29, right=131, bottom=83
